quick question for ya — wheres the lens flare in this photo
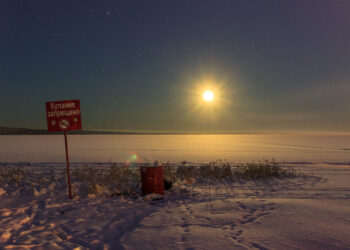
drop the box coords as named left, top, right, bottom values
left=131, top=154, right=138, bottom=161
left=125, top=152, right=140, bottom=165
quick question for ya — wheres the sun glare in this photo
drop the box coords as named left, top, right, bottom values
left=203, top=90, right=214, bottom=102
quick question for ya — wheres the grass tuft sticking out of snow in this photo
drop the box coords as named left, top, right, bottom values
left=72, top=164, right=141, bottom=197
left=0, top=160, right=297, bottom=198
left=163, top=160, right=297, bottom=184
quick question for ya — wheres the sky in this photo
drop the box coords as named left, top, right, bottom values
left=1, top=0, right=350, bottom=133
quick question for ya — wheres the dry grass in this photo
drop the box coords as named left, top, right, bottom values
left=163, top=160, right=296, bottom=184
left=0, top=160, right=297, bottom=197
left=71, top=165, right=140, bottom=197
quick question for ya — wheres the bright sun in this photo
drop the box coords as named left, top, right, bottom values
left=203, top=90, right=214, bottom=102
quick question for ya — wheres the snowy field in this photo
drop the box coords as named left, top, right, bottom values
left=0, top=163, right=349, bottom=249
left=0, top=135, right=350, bottom=249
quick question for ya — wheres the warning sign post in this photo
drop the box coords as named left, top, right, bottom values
left=46, top=100, right=82, bottom=199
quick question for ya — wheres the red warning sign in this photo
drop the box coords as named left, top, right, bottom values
left=46, top=100, right=82, bottom=132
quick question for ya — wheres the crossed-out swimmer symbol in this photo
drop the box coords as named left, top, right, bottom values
left=59, top=119, right=70, bottom=130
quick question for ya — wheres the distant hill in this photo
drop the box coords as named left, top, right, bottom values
left=0, top=126, right=138, bottom=135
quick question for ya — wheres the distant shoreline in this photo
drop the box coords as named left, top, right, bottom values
left=2, top=126, right=349, bottom=136
left=0, top=126, right=257, bottom=135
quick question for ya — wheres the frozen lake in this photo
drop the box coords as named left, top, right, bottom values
left=0, top=134, right=350, bottom=163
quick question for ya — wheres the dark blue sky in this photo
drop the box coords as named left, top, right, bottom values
left=1, top=1, right=350, bottom=132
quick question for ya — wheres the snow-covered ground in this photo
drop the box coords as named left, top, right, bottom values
left=0, top=164, right=350, bottom=249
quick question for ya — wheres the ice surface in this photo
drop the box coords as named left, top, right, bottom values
left=0, top=134, right=350, bottom=163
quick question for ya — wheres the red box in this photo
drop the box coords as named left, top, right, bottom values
left=46, top=100, right=82, bottom=132
left=140, top=166, right=165, bottom=195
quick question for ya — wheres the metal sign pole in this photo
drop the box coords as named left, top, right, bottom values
left=64, top=131, right=73, bottom=199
